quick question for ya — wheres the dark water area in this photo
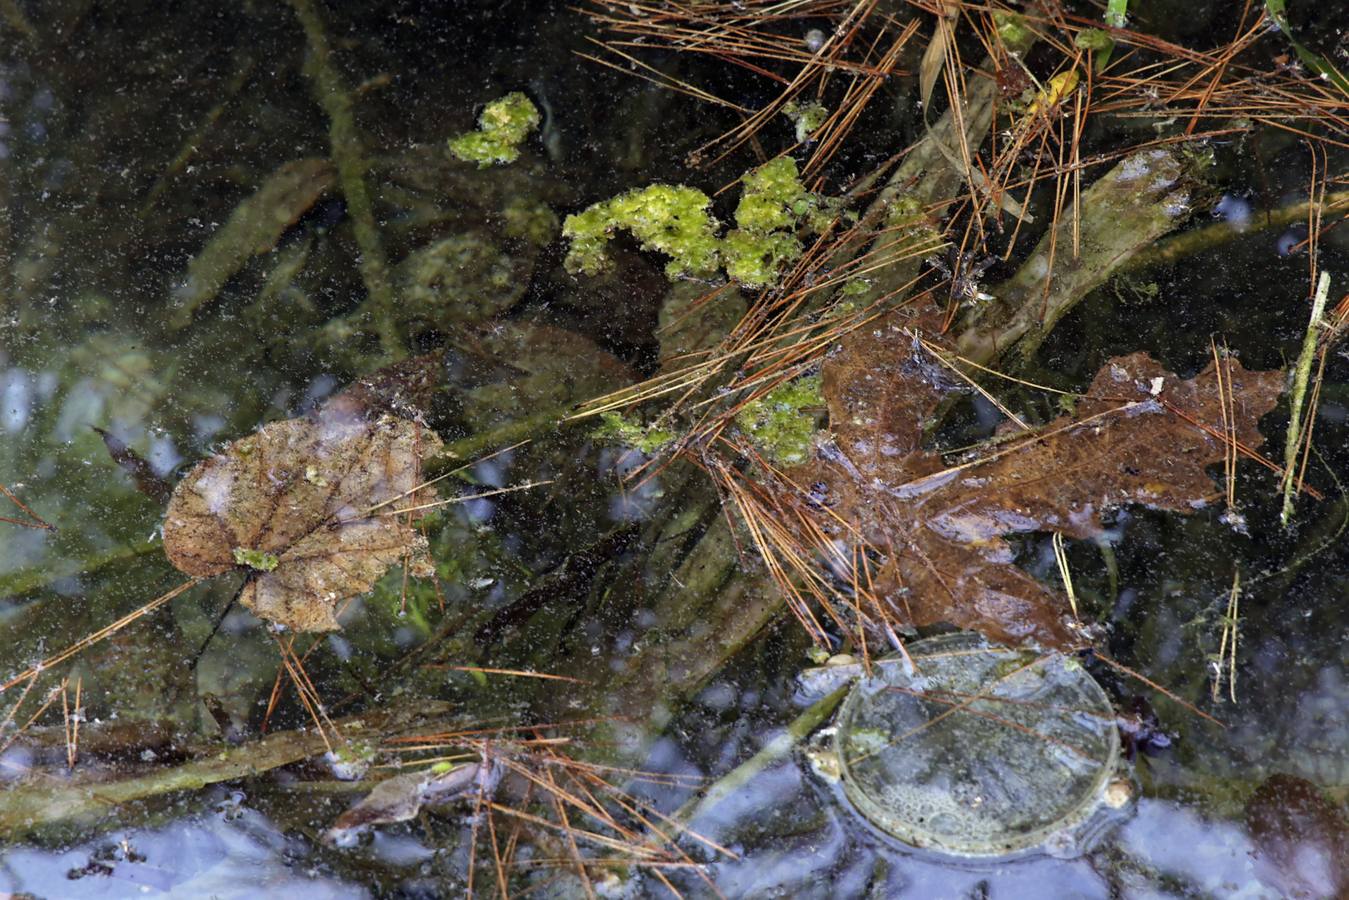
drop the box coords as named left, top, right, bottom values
left=0, top=1, right=1346, bottom=897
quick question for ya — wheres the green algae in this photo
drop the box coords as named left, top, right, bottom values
left=563, top=156, right=818, bottom=288
left=734, top=156, right=817, bottom=232
left=233, top=547, right=281, bottom=572
left=593, top=411, right=678, bottom=455
left=448, top=92, right=541, bottom=168
left=563, top=184, right=721, bottom=279
left=993, top=10, right=1035, bottom=53
left=735, top=374, right=823, bottom=465
left=782, top=100, right=829, bottom=143
left=722, top=228, right=802, bottom=288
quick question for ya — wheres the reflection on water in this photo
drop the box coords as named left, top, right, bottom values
left=0, top=792, right=364, bottom=899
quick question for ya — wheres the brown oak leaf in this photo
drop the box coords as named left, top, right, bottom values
left=163, top=410, right=442, bottom=632
left=794, top=307, right=1284, bottom=650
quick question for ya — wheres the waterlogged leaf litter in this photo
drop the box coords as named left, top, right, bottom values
left=163, top=411, right=442, bottom=632
left=325, top=759, right=498, bottom=845
left=793, top=307, right=1284, bottom=650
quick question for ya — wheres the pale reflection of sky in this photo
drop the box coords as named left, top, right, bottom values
left=1, top=367, right=32, bottom=433
left=1114, top=799, right=1275, bottom=898
left=0, top=801, right=367, bottom=899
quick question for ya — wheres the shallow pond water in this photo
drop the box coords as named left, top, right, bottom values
left=1, top=1, right=1347, bottom=897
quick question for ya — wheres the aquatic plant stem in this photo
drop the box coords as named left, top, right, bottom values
left=286, top=0, right=400, bottom=359
left=1280, top=270, right=1331, bottom=526
left=673, top=683, right=850, bottom=826
left=0, top=701, right=453, bottom=841
left=1125, top=189, right=1349, bottom=273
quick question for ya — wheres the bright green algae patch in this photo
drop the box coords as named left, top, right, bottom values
left=735, top=374, right=823, bottom=465
left=233, top=547, right=280, bottom=572
left=448, top=92, right=541, bottom=167
left=733, top=157, right=817, bottom=232
left=563, top=184, right=721, bottom=280
left=562, top=156, right=819, bottom=288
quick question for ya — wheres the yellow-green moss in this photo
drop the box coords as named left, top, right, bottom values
left=993, top=11, right=1035, bottom=54
left=502, top=196, right=559, bottom=245
left=734, top=157, right=816, bottom=233
left=448, top=92, right=541, bottom=168
left=563, top=184, right=721, bottom=279
left=736, top=374, right=823, bottom=465
left=722, top=228, right=802, bottom=288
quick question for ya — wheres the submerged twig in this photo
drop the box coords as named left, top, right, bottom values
left=0, top=701, right=453, bottom=841
left=674, top=683, right=849, bottom=826
left=285, top=0, right=399, bottom=358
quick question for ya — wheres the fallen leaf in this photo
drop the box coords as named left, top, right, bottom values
left=455, top=321, right=637, bottom=432
left=163, top=410, right=442, bottom=631
left=94, top=426, right=172, bottom=504
left=793, top=307, right=1283, bottom=650
left=325, top=759, right=499, bottom=845
left=324, top=348, right=448, bottom=423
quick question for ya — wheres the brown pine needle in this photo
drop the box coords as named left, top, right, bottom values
left=0, top=483, right=55, bottom=531
left=0, top=578, right=203, bottom=695
left=1093, top=650, right=1225, bottom=727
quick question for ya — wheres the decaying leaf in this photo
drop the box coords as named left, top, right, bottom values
left=325, top=759, right=499, bottom=845
left=163, top=410, right=442, bottom=631
left=170, top=157, right=336, bottom=330
left=792, top=306, right=1284, bottom=650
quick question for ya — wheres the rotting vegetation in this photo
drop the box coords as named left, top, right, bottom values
left=1, top=0, right=1348, bottom=896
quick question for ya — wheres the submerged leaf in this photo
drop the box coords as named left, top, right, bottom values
left=795, top=308, right=1283, bottom=650
left=163, top=411, right=442, bottom=631
left=325, top=760, right=498, bottom=845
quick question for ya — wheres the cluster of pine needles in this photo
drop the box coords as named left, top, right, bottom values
left=575, top=0, right=1349, bottom=672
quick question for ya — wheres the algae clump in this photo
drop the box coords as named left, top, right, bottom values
left=723, top=156, right=818, bottom=286
left=735, top=374, right=823, bottom=465
left=563, top=156, right=819, bottom=288
left=448, top=92, right=541, bottom=168
left=782, top=100, right=829, bottom=143
left=563, top=185, right=721, bottom=279
left=593, top=411, right=678, bottom=455
left=233, top=547, right=281, bottom=572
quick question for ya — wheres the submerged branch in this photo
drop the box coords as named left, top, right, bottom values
left=286, top=0, right=399, bottom=358
left=674, top=683, right=849, bottom=826
left=0, top=702, right=453, bottom=842
left=957, top=148, right=1191, bottom=365
left=1125, top=189, right=1349, bottom=273
left=1281, top=270, right=1332, bottom=525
